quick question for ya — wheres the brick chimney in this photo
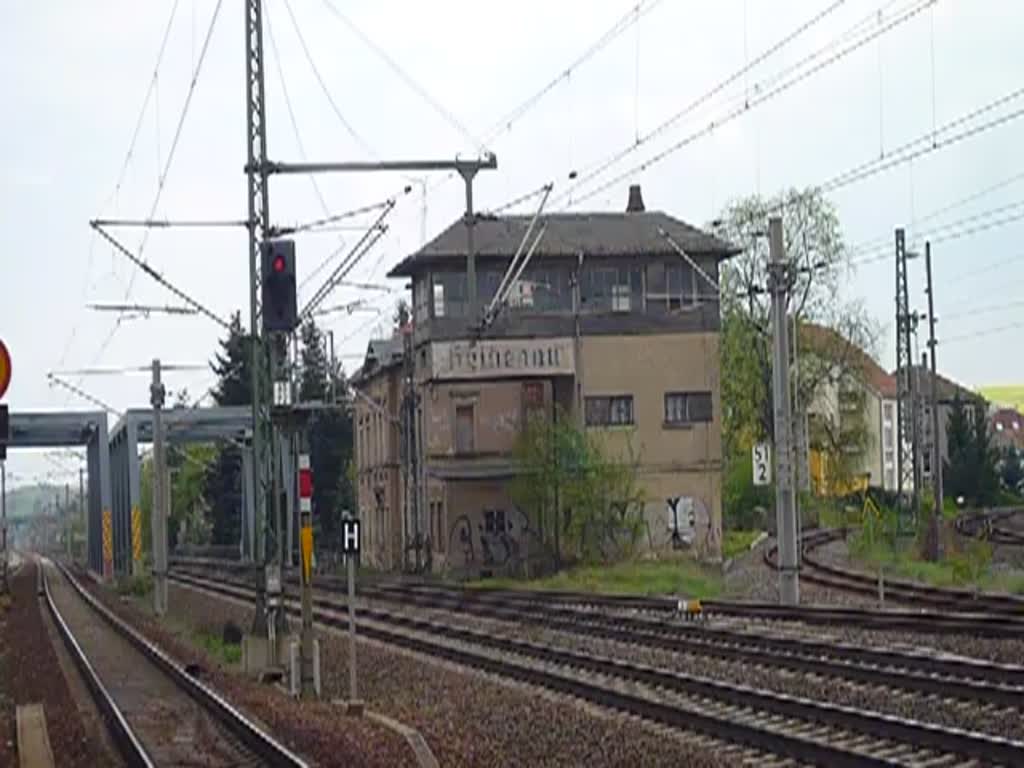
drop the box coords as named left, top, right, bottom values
left=626, top=184, right=645, bottom=213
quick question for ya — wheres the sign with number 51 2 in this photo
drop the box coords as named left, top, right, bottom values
left=752, top=442, right=772, bottom=486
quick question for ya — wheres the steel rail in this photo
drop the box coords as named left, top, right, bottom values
left=172, top=570, right=1024, bottom=767
left=55, top=562, right=309, bottom=768
left=41, top=560, right=156, bottom=767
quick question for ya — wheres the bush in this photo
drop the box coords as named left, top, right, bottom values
left=723, top=451, right=773, bottom=530
left=116, top=573, right=152, bottom=598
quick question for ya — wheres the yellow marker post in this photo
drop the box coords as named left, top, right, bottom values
left=131, top=506, right=143, bottom=572
left=102, top=509, right=113, bottom=579
left=300, top=525, right=313, bottom=585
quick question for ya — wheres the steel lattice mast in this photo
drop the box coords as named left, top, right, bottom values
left=894, top=228, right=920, bottom=525
left=244, top=0, right=281, bottom=635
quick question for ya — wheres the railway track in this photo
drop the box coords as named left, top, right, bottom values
left=174, top=562, right=1024, bottom=707
left=171, top=568, right=1024, bottom=767
left=41, top=559, right=307, bottom=768
left=169, top=553, right=1024, bottom=637
left=956, top=508, right=1024, bottom=547
left=766, top=528, right=1024, bottom=618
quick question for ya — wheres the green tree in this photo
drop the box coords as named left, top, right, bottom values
left=298, top=318, right=355, bottom=552
left=1001, top=447, right=1023, bottom=492
left=944, top=395, right=999, bottom=505
left=511, top=409, right=645, bottom=566
left=201, top=311, right=252, bottom=545
left=714, top=188, right=876, bottom=514
left=971, top=403, right=1000, bottom=505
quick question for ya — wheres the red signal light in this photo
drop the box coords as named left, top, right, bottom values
left=272, top=255, right=286, bottom=273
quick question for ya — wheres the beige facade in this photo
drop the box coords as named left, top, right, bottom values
left=354, top=186, right=737, bottom=575
left=352, top=349, right=404, bottom=571
left=580, top=333, right=723, bottom=557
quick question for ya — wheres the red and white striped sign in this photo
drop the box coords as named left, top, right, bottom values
left=298, top=454, right=312, bottom=513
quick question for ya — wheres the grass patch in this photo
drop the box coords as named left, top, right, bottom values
left=194, top=631, right=242, bottom=665
left=467, top=557, right=723, bottom=599
left=723, top=530, right=761, bottom=559
left=115, top=574, right=152, bottom=598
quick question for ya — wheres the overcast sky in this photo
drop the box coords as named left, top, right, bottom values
left=2, top=0, right=1022, bottom=488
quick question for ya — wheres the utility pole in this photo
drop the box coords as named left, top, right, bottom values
left=150, top=359, right=168, bottom=616
left=924, top=242, right=942, bottom=559
left=768, top=217, right=799, bottom=606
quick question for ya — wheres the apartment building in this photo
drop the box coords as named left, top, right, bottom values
left=798, top=323, right=897, bottom=494
left=353, top=185, right=738, bottom=574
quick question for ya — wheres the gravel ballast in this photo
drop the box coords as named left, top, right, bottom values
left=0, top=562, right=115, bottom=768
left=78, top=571, right=417, bottom=768
left=152, top=578, right=748, bottom=767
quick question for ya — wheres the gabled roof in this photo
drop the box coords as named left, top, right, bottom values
left=350, top=336, right=403, bottom=386
left=901, top=365, right=984, bottom=405
left=798, top=322, right=896, bottom=397
left=387, top=210, right=739, bottom=277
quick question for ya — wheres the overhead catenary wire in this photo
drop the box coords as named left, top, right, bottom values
left=481, top=0, right=667, bottom=145
left=82, top=0, right=225, bottom=379
left=318, top=0, right=485, bottom=153
left=848, top=168, right=1024, bottom=256
left=558, top=0, right=851, bottom=207
left=91, top=223, right=231, bottom=330
left=557, top=0, right=936, bottom=211
left=55, top=0, right=183, bottom=392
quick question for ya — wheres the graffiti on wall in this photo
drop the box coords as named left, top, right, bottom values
left=657, top=495, right=720, bottom=558
left=446, top=506, right=546, bottom=576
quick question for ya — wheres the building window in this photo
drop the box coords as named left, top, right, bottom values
left=922, top=449, right=932, bottom=476
left=646, top=260, right=695, bottom=313
left=883, top=403, right=894, bottom=423
left=611, top=283, right=631, bottom=312
left=664, top=392, right=713, bottom=425
left=585, top=395, right=634, bottom=427
left=884, top=449, right=894, bottom=466
left=455, top=404, right=475, bottom=454
left=413, top=278, right=430, bottom=323
left=582, top=264, right=641, bottom=312
left=883, top=425, right=894, bottom=448
left=522, top=381, right=545, bottom=427
left=433, top=272, right=467, bottom=318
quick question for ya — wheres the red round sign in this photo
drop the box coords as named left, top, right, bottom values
left=0, top=340, right=10, bottom=400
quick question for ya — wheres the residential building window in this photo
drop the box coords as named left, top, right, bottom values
left=664, top=392, right=713, bottom=425
left=884, top=449, right=895, bottom=466
left=922, top=449, right=932, bottom=476
left=455, top=404, right=475, bottom=454
left=883, top=403, right=894, bottom=423
left=883, top=426, right=894, bottom=448
left=585, top=395, right=634, bottom=426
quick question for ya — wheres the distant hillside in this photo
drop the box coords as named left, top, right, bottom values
left=979, top=385, right=1024, bottom=412
left=4, top=484, right=80, bottom=519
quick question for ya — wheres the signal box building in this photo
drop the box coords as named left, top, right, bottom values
left=353, top=185, right=738, bottom=574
